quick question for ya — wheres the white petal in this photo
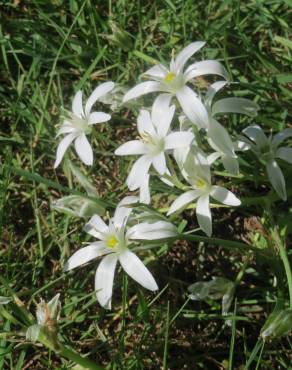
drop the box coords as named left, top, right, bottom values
left=56, top=125, right=76, bottom=137
left=272, top=128, right=292, bottom=147
left=151, top=94, right=174, bottom=136
left=54, top=133, right=78, bottom=168
left=234, top=140, right=251, bottom=152
left=222, top=155, right=239, bottom=175
left=113, top=196, right=139, bottom=228
left=64, top=242, right=109, bottom=271
left=152, top=153, right=167, bottom=175
left=126, top=156, right=152, bottom=190
left=95, top=254, right=118, bottom=309
left=210, top=186, right=241, bottom=206
left=167, top=190, right=201, bottom=215
left=115, top=140, right=148, bottom=156
left=212, top=98, right=259, bottom=118
left=88, top=112, right=111, bottom=125
left=85, top=81, right=115, bottom=117
left=143, top=64, right=168, bottom=80
left=176, top=86, right=209, bottom=129
left=72, top=90, right=84, bottom=118
left=123, top=81, right=163, bottom=102
left=137, top=109, right=156, bottom=137
left=119, top=250, right=158, bottom=291
left=205, top=81, right=228, bottom=108
left=266, top=160, right=287, bottom=201
left=139, top=174, right=151, bottom=204
left=173, top=41, right=206, bottom=73
left=84, top=214, right=109, bottom=239
left=207, top=120, right=235, bottom=157
left=196, top=194, right=212, bottom=236
left=74, top=133, right=93, bottom=165
left=242, top=125, right=269, bottom=148
left=164, top=132, right=194, bottom=150
left=207, top=152, right=221, bottom=165
left=276, top=147, right=292, bottom=164
left=185, top=60, right=229, bottom=82
left=127, top=221, right=177, bottom=240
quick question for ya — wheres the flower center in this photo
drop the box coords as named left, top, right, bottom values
left=164, top=72, right=176, bottom=83
left=141, top=132, right=165, bottom=155
left=106, top=236, right=118, bottom=249
left=195, top=178, right=206, bottom=189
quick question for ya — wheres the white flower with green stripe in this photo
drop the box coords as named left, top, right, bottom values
left=242, top=125, right=292, bottom=200
left=64, top=196, right=177, bottom=309
left=123, top=42, right=229, bottom=129
left=54, top=82, right=114, bottom=168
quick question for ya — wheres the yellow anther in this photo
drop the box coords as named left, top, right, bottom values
left=164, top=72, right=176, bottom=83
left=106, top=236, right=118, bottom=249
left=195, top=178, right=206, bottom=189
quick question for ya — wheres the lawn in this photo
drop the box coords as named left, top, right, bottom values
left=0, top=0, right=292, bottom=369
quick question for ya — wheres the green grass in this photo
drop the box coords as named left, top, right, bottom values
left=1, top=0, right=292, bottom=369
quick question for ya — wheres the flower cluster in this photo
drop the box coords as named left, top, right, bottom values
left=54, top=42, right=291, bottom=309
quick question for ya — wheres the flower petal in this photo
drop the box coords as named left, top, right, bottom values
left=123, top=81, right=163, bottom=102
left=185, top=60, right=229, bottom=82
left=139, top=174, right=151, bottom=204
left=72, top=90, right=84, bottom=118
left=152, top=153, right=167, bottom=175
left=272, top=128, right=292, bottom=148
left=196, top=194, right=212, bottom=236
left=210, top=186, right=241, bottom=206
left=126, top=155, right=152, bottom=190
left=222, top=155, right=239, bottom=175
left=143, top=64, right=168, bottom=80
left=151, top=94, right=174, bottom=136
left=165, top=132, right=194, bottom=150
left=205, top=81, right=228, bottom=108
left=276, top=147, right=292, bottom=164
left=56, top=124, right=76, bottom=137
left=84, top=214, right=109, bottom=239
left=74, top=133, right=93, bottom=165
left=64, top=242, right=109, bottom=271
left=242, top=125, right=269, bottom=148
left=173, top=41, right=206, bottom=73
left=115, top=140, right=148, bottom=156
left=54, top=133, right=78, bottom=168
left=207, top=152, right=221, bottom=165
left=127, top=221, right=177, bottom=240
left=167, top=190, right=201, bottom=215
left=137, top=109, right=156, bottom=137
left=113, top=196, right=139, bottom=228
left=207, top=120, right=235, bottom=157
left=85, top=81, right=115, bottom=117
left=176, top=86, right=209, bottom=129
left=88, top=112, right=111, bottom=125
left=212, top=98, right=259, bottom=118
left=95, top=254, right=118, bottom=309
left=266, top=160, right=287, bottom=200
left=119, top=250, right=158, bottom=291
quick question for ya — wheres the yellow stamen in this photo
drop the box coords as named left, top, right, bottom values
left=164, top=72, right=176, bottom=83
left=195, top=178, right=206, bottom=189
left=106, top=236, right=118, bottom=249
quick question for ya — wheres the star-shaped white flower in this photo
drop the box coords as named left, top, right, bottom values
left=168, top=152, right=241, bottom=236
left=54, top=82, right=114, bottom=168
left=115, top=94, right=194, bottom=203
left=64, top=196, right=177, bottom=309
left=242, top=125, right=292, bottom=200
left=123, top=42, right=229, bottom=129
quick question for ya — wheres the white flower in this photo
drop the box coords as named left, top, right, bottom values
left=168, top=152, right=241, bottom=236
left=64, top=196, right=177, bottom=309
left=115, top=94, right=194, bottom=203
left=242, top=125, right=292, bottom=200
left=123, top=42, right=229, bottom=129
left=54, top=82, right=114, bottom=168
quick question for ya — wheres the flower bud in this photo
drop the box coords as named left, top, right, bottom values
left=261, top=309, right=292, bottom=340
